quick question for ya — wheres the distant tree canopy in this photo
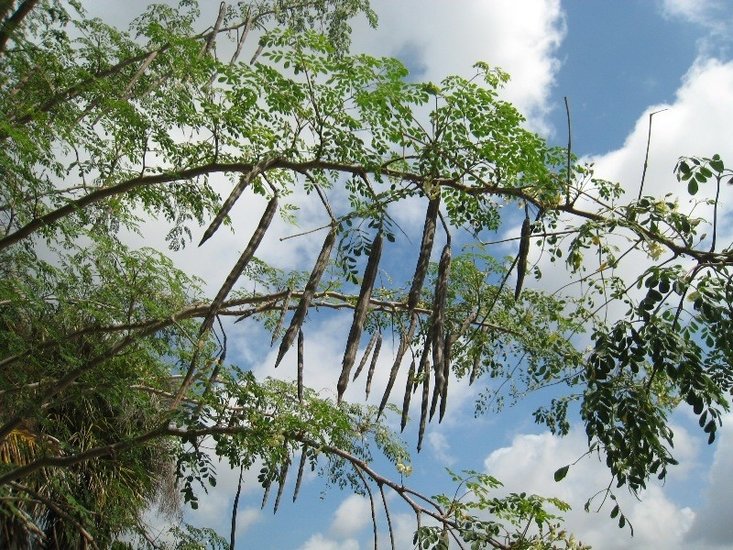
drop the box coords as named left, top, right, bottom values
left=1, top=1, right=732, bottom=548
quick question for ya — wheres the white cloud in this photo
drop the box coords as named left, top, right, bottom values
left=329, top=494, right=372, bottom=538
left=234, top=507, right=263, bottom=537
left=483, top=427, right=698, bottom=550
left=427, top=431, right=455, bottom=466
left=298, top=532, right=360, bottom=550
left=685, top=414, right=733, bottom=548
left=352, top=0, right=566, bottom=133
left=660, top=0, right=732, bottom=39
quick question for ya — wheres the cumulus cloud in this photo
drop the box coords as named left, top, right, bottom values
left=483, top=427, right=698, bottom=549
left=298, top=532, right=360, bottom=550
left=427, top=431, right=456, bottom=466
left=329, top=495, right=372, bottom=538
left=685, top=414, right=733, bottom=548
left=660, top=0, right=732, bottom=40
left=351, top=0, right=566, bottom=133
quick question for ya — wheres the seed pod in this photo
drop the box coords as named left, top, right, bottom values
left=337, top=231, right=383, bottom=403
left=417, top=356, right=431, bottom=453
left=438, top=331, right=452, bottom=422
left=378, top=343, right=405, bottom=417
left=275, top=225, right=337, bottom=368
left=202, top=195, right=278, bottom=335
left=400, top=358, right=417, bottom=432
left=515, top=216, right=531, bottom=301
left=273, top=459, right=289, bottom=514
left=199, top=155, right=275, bottom=246
left=429, top=244, right=451, bottom=421
left=364, top=333, right=382, bottom=399
left=260, top=481, right=271, bottom=510
left=292, top=446, right=308, bottom=503
left=271, top=288, right=292, bottom=346
left=408, top=197, right=440, bottom=311
left=297, top=329, right=304, bottom=402
left=353, top=330, right=378, bottom=381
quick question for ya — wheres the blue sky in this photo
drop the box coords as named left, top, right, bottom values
left=81, top=0, right=733, bottom=548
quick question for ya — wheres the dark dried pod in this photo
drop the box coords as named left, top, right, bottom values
left=292, top=446, right=308, bottom=503
left=400, top=358, right=417, bottom=432
left=364, top=333, right=382, bottom=399
left=271, top=288, right=292, bottom=346
left=353, top=331, right=378, bottom=381
left=408, top=197, right=440, bottom=311
left=260, top=481, right=271, bottom=510
left=438, top=331, right=452, bottom=422
left=297, top=329, right=304, bottom=402
left=202, top=195, right=278, bottom=335
left=429, top=244, right=451, bottom=420
left=275, top=224, right=337, bottom=367
left=377, top=343, right=405, bottom=417
left=199, top=155, right=275, bottom=246
left=273, top=460, right=289, bottom=514
left=515, top=216, right=531, bottom=301
left=338, top=231, right=383, bottom=403
left=417, top=356, right=431, bottom=453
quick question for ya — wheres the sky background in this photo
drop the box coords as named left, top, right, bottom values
left=83, top=0, right=733, bottom=548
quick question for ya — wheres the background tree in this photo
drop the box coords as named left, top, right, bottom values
left=1, top=1, right=731, bottom=548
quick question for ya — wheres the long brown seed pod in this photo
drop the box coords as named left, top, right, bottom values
left=429, top=243, right=451, bottom=421
left=439, top=331, right=452, bottom=422
left=377, top=344, right=406, bottom=417
left=364, top=333, right=382, bottom=399
left=408, top=197, right=440, bottom=311
left=273, top=459, right=289, bottom=514
left=400, top=358, right=416, bottom=432
left=199, top=155, right=275, bottom=246
left=353, top=330, right=378, bottom=381
left=292, top=446, right=308, bottom=503
left=515, top=215, right=531, bottom=301
left=417, top=356, right=431, bottom=453
left=297, top=329, right=304, bottom=403
left=337, top=231, right=383, bottom=403
left=375, top=198, right=440, bottom=416
left=275, top=224, right=337, bottom=368
left=200, top=195, right=278, bottom=336
left=260, top=481, right=271, bottom=510
left=271, top=288, right=292, bottom=346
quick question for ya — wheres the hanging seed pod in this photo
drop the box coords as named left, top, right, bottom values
left=429, top=244, right=451, bottom=421
left=260, top=481, right=271, bottom=510
left=515, top=215, right=531, bottom=301
left=275, top=225, right=337, bottom=368
left=292, top=446, right=308, bottom=503
left=408, top=197, right=440, bottom=311
left=202, top=195, right=278, bottom=335
left=353, top=330, right=378, bottom=381
left=271, top=288, right=292, bottom=346
left=438, top=331, right=452, bottom=422
left=297, top=329, right=304, bottom=402
left=364, top=333, right=382, bottom=399
left=273, top=460, right=289, bottom=514
left=417, top=357, right=431, bottom=453
left=337, top=231, right=383, bottom=403
left=400, top=358, right=417, bottom=432
left=377, top=344, right=406, bottom=417
left=199, top=155, right=275, bottom=246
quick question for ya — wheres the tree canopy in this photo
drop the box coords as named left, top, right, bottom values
left=1, top=1, right=732, bottom=548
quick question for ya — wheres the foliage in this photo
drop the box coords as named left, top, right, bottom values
left=1, top=0, right=732, bottom=548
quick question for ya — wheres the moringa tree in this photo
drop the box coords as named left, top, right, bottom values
left=1, top=1, right=732, bottom=548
